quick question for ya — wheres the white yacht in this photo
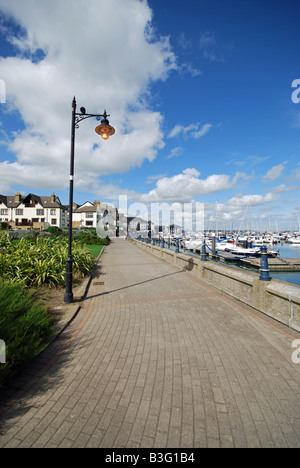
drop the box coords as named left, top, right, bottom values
left=230, top=246, right=261, bottom=257
left=288, top=237, right=300, bottom=244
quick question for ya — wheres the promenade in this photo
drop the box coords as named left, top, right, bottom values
left=0, top=238, right=300, bottom=448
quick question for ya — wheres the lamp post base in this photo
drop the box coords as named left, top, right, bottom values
left=64, top=292, right=74, bottom=303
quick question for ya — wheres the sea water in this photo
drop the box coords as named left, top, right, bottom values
left=271, top=243, right=300, bottom=286
left=167, top=240, right=300, bottom=286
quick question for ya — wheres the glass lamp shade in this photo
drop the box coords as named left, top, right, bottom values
left=95, top=122, right=115, bottom=140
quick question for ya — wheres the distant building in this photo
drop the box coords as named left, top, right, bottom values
left=126, top=216, right=154, bottom=238
left=73, top=200, right=120, bottom=236
left=0, top=192, right=68, bottom=230
left=72, top=201, right=99, bottom=228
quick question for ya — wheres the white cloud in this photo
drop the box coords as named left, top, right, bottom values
left=203, top=191, right=282, bottom=227
left=166, top=146, right=183, bottom=159
left=227, top=153, right=271, bottom=168
left=178, top=63, right=202, bottom=77
left=226, top=192, right=280, bottom=208
left=270, top=184, right=299, bottom=193
left=140, top=168, right=247, bottom=203
left=0, top=0, right=176, bottom=193
left=199, top=32, right=226, bottom=63
left=193, top=123, right=212, bottom=139
left=168, top=122, right=212, bottom=139
left=263, top=163, right=285, bottom=182
left=145, top=174, right=167, bottom=184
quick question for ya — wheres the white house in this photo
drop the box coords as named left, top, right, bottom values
left=72, top=200, right=120, bottom=236
left=0, top=192, right=68, bottom=230
left=72, top=201, right=99, bottom=228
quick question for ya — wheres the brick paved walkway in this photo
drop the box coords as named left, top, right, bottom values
left=0, top=238, right=300, bottom=448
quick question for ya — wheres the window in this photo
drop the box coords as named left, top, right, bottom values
left=86, top=213, right=94, bottom=218
left=51, top=219, right=57, bottom=225
left=36, top=210, right=44, bottom=215
left=16, top=209, right=23, bottom=215
left=86, top=221, right=93, bottom=226
left=0, top=210, right=8, bottom=215
left=50, top=209, right=56, bottom=215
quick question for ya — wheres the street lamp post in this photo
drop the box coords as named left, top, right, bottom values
left=64, top=96, right=115, bottom=303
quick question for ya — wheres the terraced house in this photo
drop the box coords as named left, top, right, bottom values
left=73, top=200, right=121, bottom=236
left=0, top=192, right=68, bottom=230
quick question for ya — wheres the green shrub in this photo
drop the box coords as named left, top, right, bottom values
left=73, top=231, right=110, bottom=245
left=0, top=222, right=9, bottom=231
left=0, top=280, right=54, bottom=384
left=8, top=230, right=39, bottom=240
left=46, top=226, right=62, bottom=235
left=0, top=234, right=95, bottom=287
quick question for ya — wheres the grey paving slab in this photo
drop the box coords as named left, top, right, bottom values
left=0, top=238, right=300, bottom=448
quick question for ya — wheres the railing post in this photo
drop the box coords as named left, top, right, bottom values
left=259, top=246, right=271, bottom=281
left=212, top=235, right=217, bottom=255
left=201, top=241, right=207, bottom=261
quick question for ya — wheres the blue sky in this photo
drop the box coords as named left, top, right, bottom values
left=0, top=0, right=300, bottom=231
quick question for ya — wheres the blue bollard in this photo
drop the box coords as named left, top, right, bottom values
left=201, top=242, right=207, bottom=261
left=161, top=238, right=165, bottom=248
left=175, top=240, right=179, bottom=253
left=259, top=246, right=271, bottom=281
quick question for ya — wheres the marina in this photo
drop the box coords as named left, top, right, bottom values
left=203, top=242, right=300, bottom=285
left=241, top=257, right=300, bottom=271
left=142, top=233, right=300, bottom=287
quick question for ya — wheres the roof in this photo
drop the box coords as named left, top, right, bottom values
left=40, top=196, right=66, bottom=209
left=0, top=195, right=8, bottom=206
left=74, top=205, right=97, bottom=213
left=0, top=193, right=67, bottom=209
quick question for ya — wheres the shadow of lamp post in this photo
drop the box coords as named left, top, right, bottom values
left=64, top=96, right=115, bottom=303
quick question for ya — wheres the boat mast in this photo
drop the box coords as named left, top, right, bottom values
left=216, top=200, right=218, bottom=240
left=248, top=201, right=251, bottom=247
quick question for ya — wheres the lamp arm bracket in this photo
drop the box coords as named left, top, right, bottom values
left=74, top=111, right=110, bottom=129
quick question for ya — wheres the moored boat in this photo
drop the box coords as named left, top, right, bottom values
left=288, top=237, right=300, bottom=244
left=230, top=246, right=261, bottom=257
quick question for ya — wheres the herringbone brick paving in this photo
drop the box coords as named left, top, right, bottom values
left=0, top=239, right=299, bottom=447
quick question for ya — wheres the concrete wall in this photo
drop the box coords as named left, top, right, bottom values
left=130, top=239, right=300, bottom=332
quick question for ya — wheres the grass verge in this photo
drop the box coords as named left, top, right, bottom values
left=84, top=244, right=104, bottom=258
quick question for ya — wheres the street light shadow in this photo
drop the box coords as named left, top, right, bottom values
left=82, top=269, right=186, bottom=302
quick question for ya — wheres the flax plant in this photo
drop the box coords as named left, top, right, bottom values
left=0, top=279, right=54, bottom=384
left=0, top=234, right=94, bottom=287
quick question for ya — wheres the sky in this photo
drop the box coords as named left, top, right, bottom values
left=0, top=0, right=300, bottom=232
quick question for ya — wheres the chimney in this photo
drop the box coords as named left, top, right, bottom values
left=94, top=201, right=100, bottom=209
left=51, top=193, right=55, bottom=203
left=15, top=192, right=21, bottom=202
